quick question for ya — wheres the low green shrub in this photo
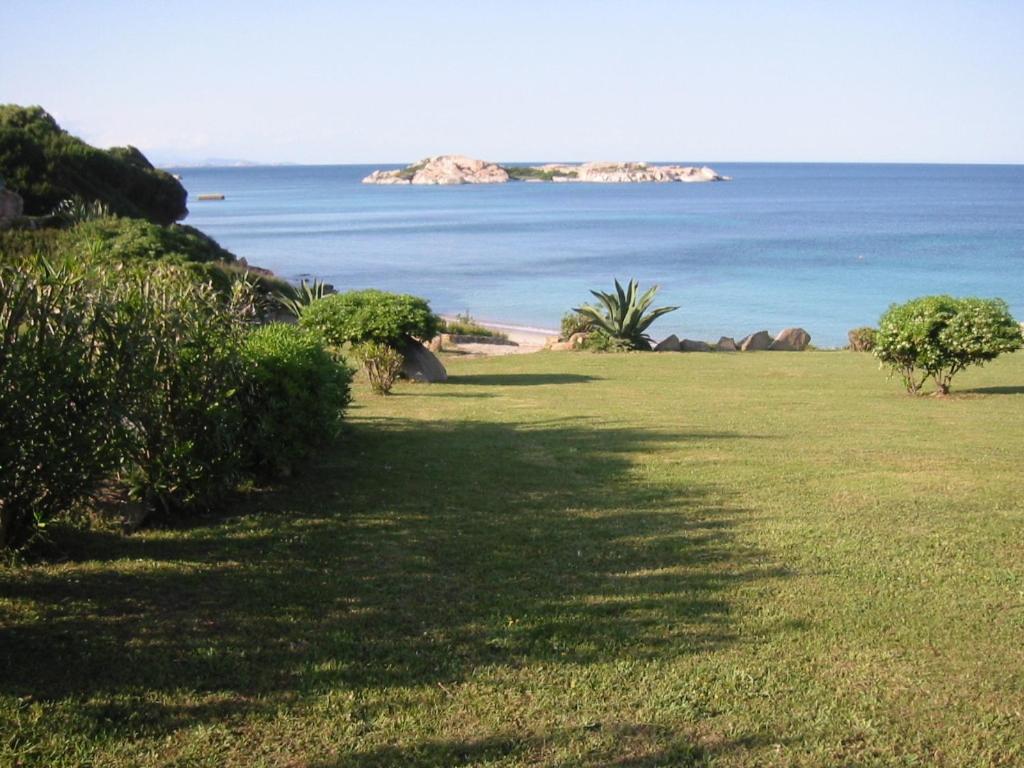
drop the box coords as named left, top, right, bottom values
left=241, top=324, right=352, bottom=476
left=875, top=295, right=1022, bottom=395
left=848, top=326, right=877, bottom=352
left=352, top=341, right=404, bottom=395
left=0, top=255, right=118, bottom=550
left=300, top=289, right=439, bottom=348
left=560, top=311, right=593, bottom=340
left=438, top=312, right=506, bottom=339
left=580, top=330, right=634, bottom=352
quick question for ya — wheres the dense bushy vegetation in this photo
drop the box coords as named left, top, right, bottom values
left=0, top=256, right=119, bottom=549
left=0, top=251, right=351, bottom=550
left=0, top=105, right=187, bottom=224
left=560, top=310, right=593, bottom=340
left=875, top=295, right=1021, bottom=394
left=300, top=289, right=439, bottom=348
left=573, top=278, right=678, bottom=350
left=241, top=324, right=353, bottom=475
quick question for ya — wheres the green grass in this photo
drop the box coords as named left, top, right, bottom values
left=3, top=351, right=1024, bottom=766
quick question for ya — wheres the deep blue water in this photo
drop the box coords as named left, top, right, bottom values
left=172, top=163, right=1024, bottom=347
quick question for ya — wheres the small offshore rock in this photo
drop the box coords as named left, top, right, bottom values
left=716, top=336, right=738, bottom=352
left=739, top=331, right=772, bottom=351
left=654, top=334, right=681, bottom=352
left=401, top=340, right=448, bottom=382
left=680, top=339, right=713, bottom=352
left=769, top=327, right=811, bottom=351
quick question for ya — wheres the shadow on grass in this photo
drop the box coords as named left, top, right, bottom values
left=0, top=416, right=779, bottom=744
left=959, top=385, right=1024, bottom=396
left=447, top=373, right=601, bottom=386
left=315, top=723, right=781, bottom=767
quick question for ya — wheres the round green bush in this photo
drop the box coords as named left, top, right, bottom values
left=299, top=289, right=439, bottom=348
left=875, top=295, right=1021, bottom=395
left=241, top=324, right=353, bottom=476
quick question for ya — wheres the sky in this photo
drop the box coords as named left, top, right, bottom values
left=2, top=1, right=1022, bottom=165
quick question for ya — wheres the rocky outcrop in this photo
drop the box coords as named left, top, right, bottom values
left=738, top=331, right=772, bottom=351
left=769, top=328, right=811, bottom=351
left=654, top=334, right=681, bottom=352
left=0, top=187, right=23, bottom=228
left=401, top=341, right=448, bottom=382
left=716, top=336, right=738, bottom=352
left=363, top=155, right=509, bottom=185
left=364, top=155, right=729, bottom=185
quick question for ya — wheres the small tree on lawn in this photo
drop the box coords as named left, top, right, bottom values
left=875, top=295, right=1021, bottom=395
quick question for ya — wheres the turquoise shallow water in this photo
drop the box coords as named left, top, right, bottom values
left=173, top=163, right=1024, bottom=347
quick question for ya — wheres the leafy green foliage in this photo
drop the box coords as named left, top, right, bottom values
left=299, top=289, right=439, bottom=349
left=560, top=310, right=593, bottom=340
left=240, top=324, right=352, bottom=475
left=69, top=216, right=235, bottom=264
left=875, top=295, right=1022, bottom=395
left=352, top=341, right=405, bottom=395
left=0, top=105, right=187, bottom=224
left=97, top=264, right=251, bottom=515
left=847, top=326, right=877, bottom=352
left=573, top=278, right=678, bottom=350
left=0, top=255, right=118, bottom=550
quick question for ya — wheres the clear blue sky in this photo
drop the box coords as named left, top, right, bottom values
left=2, top=1, right=1022, bottom=164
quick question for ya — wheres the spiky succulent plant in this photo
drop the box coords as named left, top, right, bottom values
left=573, top=278, right=678, bottom=350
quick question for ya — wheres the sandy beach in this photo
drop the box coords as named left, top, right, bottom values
left=439, top=318, right=557, bottom=356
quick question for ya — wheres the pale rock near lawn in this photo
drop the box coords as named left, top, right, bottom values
left=769, top=327, right=812, bottom=351
left=655, top=334, right=681, bottom=352
left=401, top=340, right=448, bottom=382
left=738, top=331, right=772, bottom=351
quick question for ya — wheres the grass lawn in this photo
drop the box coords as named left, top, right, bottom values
left=2, top=350, right=1023, bottom=767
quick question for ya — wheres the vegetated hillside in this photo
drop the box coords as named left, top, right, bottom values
left=0, top=105, right=187, bottom=224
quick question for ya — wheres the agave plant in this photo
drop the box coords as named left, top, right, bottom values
left=574, top=278, right=678, bottom=350
left=277, top=278, right=331, bottom=318
left=53, top=196, right=111, bottom=224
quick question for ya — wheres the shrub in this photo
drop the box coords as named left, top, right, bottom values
left=0, top=255, right=118, bottom=550
left=99, top=264, right=251, bottom=515
left=848, top=326, right=877, bottom=352
left=579, top=330, right=634, bottom=352
left=352, top=341, right=404, bottom=395
left=300, top=289, right=439, bottom=349
left=875, top=295, right=1022, bottom=395
left=240, top=324, right=352, bottom=476
left=560, top=311, right=593, bottom=340
left=574, top=278, right=678, bottom=350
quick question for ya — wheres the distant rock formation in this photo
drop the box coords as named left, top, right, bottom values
left=363, top=155, right=509, bottom=185
left=363, top=155, right=729, bottom=185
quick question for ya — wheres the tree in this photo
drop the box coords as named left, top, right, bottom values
left=875, top=295, right=1021, bottom=395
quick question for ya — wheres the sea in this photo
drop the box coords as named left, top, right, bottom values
left=171, top=163, right=1024, bottom=348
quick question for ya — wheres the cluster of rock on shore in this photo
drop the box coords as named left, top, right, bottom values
left=362, top=155, right=729, bottom=185
left=548, top=327, right=811, bottom=352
